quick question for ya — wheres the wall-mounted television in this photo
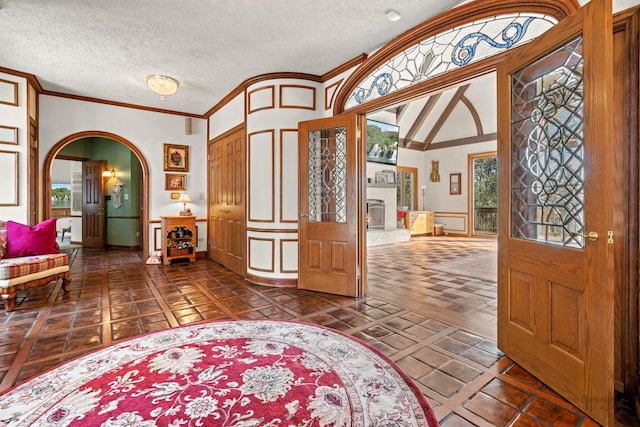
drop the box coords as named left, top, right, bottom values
left=366, top=119, right=399, bottom=165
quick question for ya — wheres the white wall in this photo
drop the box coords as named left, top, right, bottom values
left=38, top=95, right=208, bottom=253
left=0, top=72, right=27, bottom=223
left=424, top=140, right=496, bottom=234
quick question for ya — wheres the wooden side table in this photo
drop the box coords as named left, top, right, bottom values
left=161, top=215, right=196, bottom=265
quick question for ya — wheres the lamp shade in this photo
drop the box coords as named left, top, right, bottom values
left=178, top=193, right=191, bottom=203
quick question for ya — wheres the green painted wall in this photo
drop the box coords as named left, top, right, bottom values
left=59, top=137, right=141, bottom=247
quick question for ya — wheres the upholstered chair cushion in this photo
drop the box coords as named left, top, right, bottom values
left=5, top=219, right=59, bottom=258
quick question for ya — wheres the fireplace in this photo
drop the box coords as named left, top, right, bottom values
left=366, top=199, right=385, bottom=230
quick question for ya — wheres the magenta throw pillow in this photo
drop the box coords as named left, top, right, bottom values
left=5, top=219, right=59, bottom=258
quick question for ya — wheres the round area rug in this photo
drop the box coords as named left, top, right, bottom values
left=0, top=319, right=439, bottom=426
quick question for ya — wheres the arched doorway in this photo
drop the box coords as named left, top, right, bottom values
left=43, top=131, right=150, bottom=257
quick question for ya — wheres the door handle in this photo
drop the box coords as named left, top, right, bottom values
left=570, top=231, right=598, bottom=242
left=300, top=214, right=308, bottom=217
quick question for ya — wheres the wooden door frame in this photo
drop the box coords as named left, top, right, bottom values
left=468, top=151, right=497, bottom=237
left=396, top=166, right=418, bottom=211
left=42, top=131, right=150, bottom=256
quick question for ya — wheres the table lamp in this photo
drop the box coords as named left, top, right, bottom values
left=178, top=193, right=192, bottom=216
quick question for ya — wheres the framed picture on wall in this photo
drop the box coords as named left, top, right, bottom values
left=164, top=143, right=189, bottom=172
left=165, top=173, right=186, bottom=191
left=450, top=173, right=461, bottom=195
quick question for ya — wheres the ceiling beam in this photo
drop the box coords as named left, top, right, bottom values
left=422, top=84, right=469, bottom=151
left=401, top=93, right=441, bottom=148
left=425, top=132, right=497, bottom=150
left=460, top=95, right=483, bottom=136
left=395, top=104, right=408, bottom=124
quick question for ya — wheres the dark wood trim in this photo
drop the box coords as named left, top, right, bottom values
left=324, top=79, right=343, bottom=111
left=461, top=95, right=484, bottom=136
left=321, top=53, right=368, bottom=82
left=43, top=131, right=150, bottom=257
left=247, top=237, right=275, bottom=272
left=422, top=84, right=469, bottom=149
left=0, top=78, right=18, bottom=106
left=279, top=85, right=316, bottom=110
left=0, top=67, right=42, bottom=92
left=334, top=0, right=579, bottom=115
left=612, top=6, right=640, bottom=401
left=244, top=273, right=297, bottom=288
left=402, top=94, right=441, bottom=148
left=41, top=90, right=203, bottom=118
left=54, top=154, right=90, bottom=161
left=279, top=239, right=298, bottom=273
left=246, top=227, right=297, bottom=233
left=205, top=72, right=323, bottom=118
left=424, top=132, right=498, bottom=151
left=279, top=128, right=300, bottom=224
left=205, top=55, right=367, bottom=118
left=150, top=217, right=207, bottom=224
left=247, top=85, right=275, bottom=114
left=247, top=129, right=275, bottom=223
left=209, top=123, right=245, bottom=143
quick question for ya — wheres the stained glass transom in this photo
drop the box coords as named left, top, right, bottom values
left=307, top=127, right=347, bottom=223
left=510, top=37, right=584, bottom=248
left=345, top=13, right=557, bottom=109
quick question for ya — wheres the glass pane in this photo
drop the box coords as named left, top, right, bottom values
left=510, top=37, right=584, bottom=248
left=473, top=156, right=498, bottom=235
left=346, top=13, right=557, bottom=108
left=307, top=127, right=347, bottom=223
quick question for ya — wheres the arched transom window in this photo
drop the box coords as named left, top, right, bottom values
left=345, top=13, right=558, bottom=109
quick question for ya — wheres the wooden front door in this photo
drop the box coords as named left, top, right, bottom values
left=298, top=114, right=365, bottom=297
left=82, top=160, right=105, bottom=248
left=497, top=0, right=614, bottom=424
left=208, top=125, right=246, bottom=276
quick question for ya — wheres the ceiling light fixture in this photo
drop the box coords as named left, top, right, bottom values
left=146, top=75, right=179, bottom=100
left=385, top=9, right=401, bottom=22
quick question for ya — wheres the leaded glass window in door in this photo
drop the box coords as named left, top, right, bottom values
left=307, top=127, right=347, bottom=223
left=510, top=37, right=584, bottom=248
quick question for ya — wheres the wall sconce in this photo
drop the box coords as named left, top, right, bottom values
left=178, top=193, right=192, bottom=216
left=102, top=169, right=116, bottom=178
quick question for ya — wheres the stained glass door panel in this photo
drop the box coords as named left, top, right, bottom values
left=298, top=114, right=362, bottom=297
left=497, top=0, right=614, bottom=424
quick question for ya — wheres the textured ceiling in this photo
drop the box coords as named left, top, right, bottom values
left=0, top=0, right=467, bottom=115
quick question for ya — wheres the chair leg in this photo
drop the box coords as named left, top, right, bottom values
left=2, top=292, right=16, bottom=312
left=61, top=273, right=71, bottom=293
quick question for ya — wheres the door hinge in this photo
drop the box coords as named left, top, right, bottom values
left=356, top=265, right=361, bottom=279
left=607, top=231, right=614, bottom=244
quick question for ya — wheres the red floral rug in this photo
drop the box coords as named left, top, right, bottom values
left=0, top=319, right=439, bottom=426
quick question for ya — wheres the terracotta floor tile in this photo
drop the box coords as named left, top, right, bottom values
left=440, top=359, right=483, bottom=382
left=523, top=398, right=581, bottom=426
left=0, top=240, right=635, bottom=427
left=464, top=392, right=517, bottom=425
left=420, top=369, right=465, bottom=397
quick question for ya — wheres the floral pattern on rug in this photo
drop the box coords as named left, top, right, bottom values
left=0, top=320, right=439, bottom=426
